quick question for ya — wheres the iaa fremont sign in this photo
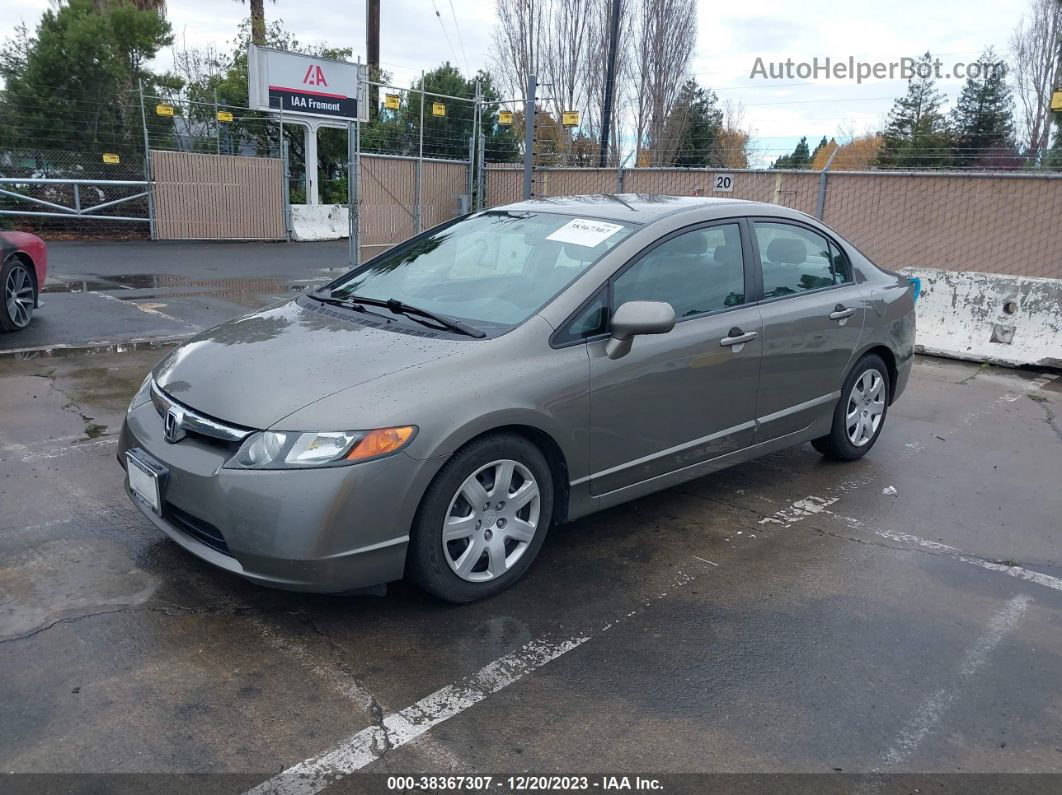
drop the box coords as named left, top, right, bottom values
left=247, top=45, right=368, bottom=123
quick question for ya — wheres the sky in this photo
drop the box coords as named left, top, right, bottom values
left=0, top=0, right=1027, bottom=165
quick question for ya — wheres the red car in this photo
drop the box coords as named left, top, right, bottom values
left=1, top=231, right=47, bottom=331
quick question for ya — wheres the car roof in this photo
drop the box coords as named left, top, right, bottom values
left=495, top=194, right=781, bottom=225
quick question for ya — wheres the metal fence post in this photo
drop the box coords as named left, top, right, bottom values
left=137, top=80, right=157, bottom=240
left=476, top=131, right=486, bottom=211
left=523, top=74, right=537, bottom=200
left=281, top=138, right=292, bottom=240
left=348, top=118, right=360, bottom=267
left=214, top=88, right=221, bottom=156
left=415, top=71, right=425, bottom=233
left=815, top=146, right=840, bottom=220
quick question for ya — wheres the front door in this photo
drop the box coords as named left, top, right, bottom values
left=750, top=220, right=867, bottom=441
left=587, top=222, right=763, bottom=496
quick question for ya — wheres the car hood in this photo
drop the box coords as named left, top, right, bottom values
left=152, top=298, right=469, bottom=429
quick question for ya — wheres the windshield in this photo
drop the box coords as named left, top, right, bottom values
left=325, top=211, right=636, bottom=328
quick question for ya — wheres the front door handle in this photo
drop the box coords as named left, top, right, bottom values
left=720, top=329, right=758, bottom=347
left=829, top=305, right=856, bottom=321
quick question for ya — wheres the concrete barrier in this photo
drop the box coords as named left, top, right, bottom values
left=291, top=204, right=349, bottom=241
left=900, top=267, right=1062, bottom=369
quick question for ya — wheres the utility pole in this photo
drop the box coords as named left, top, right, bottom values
left=366, top=0, right=380, bottom=120
left=523, top=74, right=537, bottom=200
left=598, top=0, right=622, bottom=168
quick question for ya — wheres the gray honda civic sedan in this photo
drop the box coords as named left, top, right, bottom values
left=119, top=195, right=915, bottom=602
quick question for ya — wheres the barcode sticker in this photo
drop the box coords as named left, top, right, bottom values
left=546, top=218, right=624, bottom=248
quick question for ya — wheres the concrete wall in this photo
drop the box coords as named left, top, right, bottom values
left=901, top=267, right=1062, bottom=369
left=290, top=204, right=349, bottom=241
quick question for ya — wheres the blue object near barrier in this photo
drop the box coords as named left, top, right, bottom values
left=908, top=276, right=922, bottom=303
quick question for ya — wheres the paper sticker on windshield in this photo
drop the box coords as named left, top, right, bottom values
left=546, top=218, right=624, bottom=248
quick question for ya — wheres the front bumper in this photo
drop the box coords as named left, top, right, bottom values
left=118, top=401, right=444, bottom=593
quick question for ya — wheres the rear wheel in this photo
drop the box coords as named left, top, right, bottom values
left=407, top=433, right=553, bottom=603
left=2, top=256, right=36, bottom=332
left=812, top=353, right=890, bottom=461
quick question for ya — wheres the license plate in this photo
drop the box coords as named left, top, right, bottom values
left=127, top=449, right=165, bottom=513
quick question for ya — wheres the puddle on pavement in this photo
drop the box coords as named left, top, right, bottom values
left=45, top=273, right=322, bottom=295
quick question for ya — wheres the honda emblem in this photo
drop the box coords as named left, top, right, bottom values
left=164, top=406, right=186, bottom=443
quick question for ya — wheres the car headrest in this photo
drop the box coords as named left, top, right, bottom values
left=766, top=237, right=806, bottom=265
left=668, top=232, right=707, bottom=256
left=713, top=245, right=740, bottom=266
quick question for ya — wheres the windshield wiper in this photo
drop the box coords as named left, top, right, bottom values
left=331, top=294, right=485, bottom=338
left=310, top=290, right=393, bottom=322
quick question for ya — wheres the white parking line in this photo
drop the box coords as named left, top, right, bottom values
left=877, top=594, right=1031, bottom=769
left=247, top=564, right=706, bottom=795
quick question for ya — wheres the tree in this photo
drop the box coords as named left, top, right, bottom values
left=772, top=136, right=812, bottom=169
left=809, top=134, right=883, bottom=170
left=1009, top=0, right=1061, bottom=161
left=876, top=52, right=953, bottom=169
left=810, top=136, right=829, bottom=163
left=631, top=0, right=696, bottom=165
left=949, top=48, right=1017, bottom=168
left=661, top=78, right=723, bottom=167
left=491, top=0, right=546, bottom=99
left=235, top=0, right=274, bottom=46
left=0, top=0, right=176, bottom=156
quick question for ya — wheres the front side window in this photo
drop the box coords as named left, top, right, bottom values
left=327, top=211, right=635, bottom=328
left=612, top=224, right=745, bottom=318
left=753, top=222, right=845, bottom=298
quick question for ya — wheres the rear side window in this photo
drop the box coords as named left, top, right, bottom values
left=612, top=223, right=745, bottom=318
left=753, top=222, right=842, bottom=298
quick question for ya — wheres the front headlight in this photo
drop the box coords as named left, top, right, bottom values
left=225, top=426, right=416, bottom=470
left=127, top=373, right=153, bottom=414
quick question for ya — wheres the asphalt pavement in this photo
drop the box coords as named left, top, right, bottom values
left=1, top=346, right=1060, bottom=786
left=3, top=240, right=351, bottom=355
left=1, top=240, right=1061, bottom=792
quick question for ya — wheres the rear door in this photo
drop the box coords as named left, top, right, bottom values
left=585, top=221, right=763, bottom=496
left=750, top=220, right=867, bottom=442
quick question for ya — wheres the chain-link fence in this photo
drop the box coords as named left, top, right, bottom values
left=4, top=76, right=1060, bottom=281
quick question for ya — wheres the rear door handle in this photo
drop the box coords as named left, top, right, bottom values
left=829, top=306, right=856, bottom=321
left=720, top=329, right=758, bottom=347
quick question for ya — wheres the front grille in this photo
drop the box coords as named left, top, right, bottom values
left=165, top=502, right=232, bottom=556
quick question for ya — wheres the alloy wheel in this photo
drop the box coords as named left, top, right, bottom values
left=442, top=459, right=541, bottom=583
left=846, top=368, right=885, bottom=447
left=5, top=263, right=34, bottom=329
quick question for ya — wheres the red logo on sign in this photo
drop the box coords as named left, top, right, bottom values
left=302, top=65, right=328, bottom=87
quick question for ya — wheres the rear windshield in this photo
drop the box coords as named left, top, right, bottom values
left=327, top=211, right=636, bottom=327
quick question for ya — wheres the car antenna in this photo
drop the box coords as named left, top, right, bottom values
left=603, top=193, right=636, bottom=212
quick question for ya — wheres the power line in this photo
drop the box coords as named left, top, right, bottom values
left=446, top=0, right=472, bottom=77
left=428, top=0, right=463, bottom=76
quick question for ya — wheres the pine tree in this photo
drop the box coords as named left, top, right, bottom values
left=665, top=79, right=725, bottom=167
left=949, top=48, right=1016, bottom=168
left=772, top=136, right=811, bottom=168
left=810, top=136, right=829, bottom=163
left=877, top=52, right=953, bottom=169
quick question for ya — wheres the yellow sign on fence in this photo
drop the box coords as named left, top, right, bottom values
left=562, top=111, right=580, bottom=127
left=432, top=102, right=446, bottom=117
left=217, top=110, right=234, bottom=123
left=155, top=103, right=174, bottom=117
left=102, top=153, right=120, bottom=164
left=384, top=93, right=400, bottom=110
left=1052, top=90, right=1062, bottom=111
left=498, top=110, right=513, bottom=125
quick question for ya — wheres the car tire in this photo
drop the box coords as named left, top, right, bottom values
left=812, top=353, right=891, bottom=461
left=1, top=255, right=36, bottom=332
left=407, top=432, right=554, bottom=603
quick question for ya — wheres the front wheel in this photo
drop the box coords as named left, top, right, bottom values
left=812, top=354, right=890, bottom=461
left=2, top=256, right=36, bottom=332
left=407, top=433, right=553, bottom=603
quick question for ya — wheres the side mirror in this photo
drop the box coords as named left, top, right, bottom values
left=605, top=300, right=676, bottom=359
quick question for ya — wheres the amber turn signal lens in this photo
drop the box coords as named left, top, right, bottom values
left=345, top=426, right=415, bottom=461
